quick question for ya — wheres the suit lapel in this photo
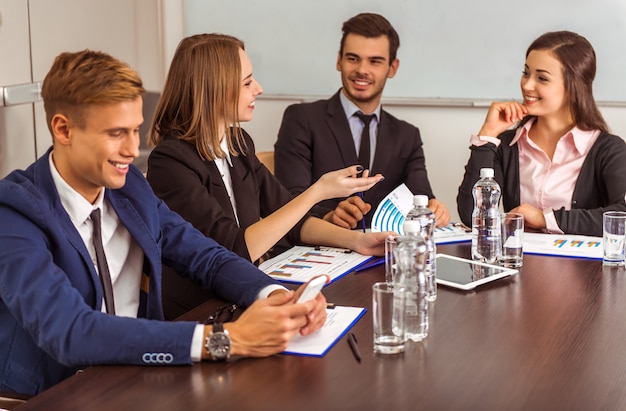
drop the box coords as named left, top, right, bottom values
left=230, top=152, right=259, bottom=229
left=326, top=92, right=359, bottom=166
left=33, top=153, right=103, bottom=307
left=206, top=159, right=239, bottom=223
left=371, top=110, right=393, bottom=175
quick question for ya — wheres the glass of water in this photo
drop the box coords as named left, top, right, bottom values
left=603, top=211, right=626, bottom=266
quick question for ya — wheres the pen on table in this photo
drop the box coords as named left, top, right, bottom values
left=353, top=257, right=385, bottom=273
left=357, top=192, right=366, bottom=233
left=347, top=332, right=362, bottom=363
left=326, top=302, right=335, bottom=309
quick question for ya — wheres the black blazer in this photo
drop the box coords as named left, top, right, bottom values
left=147, top=131, right=306, bottom=318
left=275, top=90, right=435, bottom=226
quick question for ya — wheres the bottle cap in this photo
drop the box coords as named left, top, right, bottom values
left=413, top=195, right=429, bottom=207
left=480, top=168, right=494, bottom=178
left=402, top=219, right=421, bottom=234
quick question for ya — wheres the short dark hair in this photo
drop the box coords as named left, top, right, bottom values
left=339, top=13, right=400, bottom=62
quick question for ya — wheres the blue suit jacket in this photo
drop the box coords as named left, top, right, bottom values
left=275, top=90, right=436, bottom=226
left=0, top=150, right=279, bottom=395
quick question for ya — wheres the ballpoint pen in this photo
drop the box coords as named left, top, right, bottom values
left=347, top=332, right=362, bottom=363
left=358, top=192, right=366, bottom=233
left=353, top=257, right=385, bottom=273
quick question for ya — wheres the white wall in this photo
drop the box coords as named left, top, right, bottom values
left=243, top=96, right=626, bottom=223
left=4, top=0, right=625, bottom=223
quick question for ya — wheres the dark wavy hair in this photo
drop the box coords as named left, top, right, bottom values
left=522, top=31, right=608, bottom=133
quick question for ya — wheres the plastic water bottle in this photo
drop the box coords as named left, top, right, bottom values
left=471, top=168, right=502, bottom=264
left=404, top=195, right=437, bottom=302
left=394, top=221, right=428, bottom=342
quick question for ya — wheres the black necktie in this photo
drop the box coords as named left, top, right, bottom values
left=355, top=112, right=375, bottom=171
left=91, top=208, right=116, bottom=315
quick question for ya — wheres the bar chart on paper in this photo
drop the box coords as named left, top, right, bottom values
left=523, top=233, right=603, bottom=259
left=259, top=246, right=373, bottom=284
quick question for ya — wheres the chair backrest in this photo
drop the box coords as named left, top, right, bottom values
left=256, top=151, right=275, bottom=175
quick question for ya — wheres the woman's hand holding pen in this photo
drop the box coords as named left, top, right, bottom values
left=310, top=165, right=384, bottom=203
left=478, top=101, right=528, bottom=137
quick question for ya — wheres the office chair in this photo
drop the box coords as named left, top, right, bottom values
left=256, top=151, right=275, bottom=175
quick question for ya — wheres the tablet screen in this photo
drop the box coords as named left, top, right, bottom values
left=435, top=254, right=518, bottom=290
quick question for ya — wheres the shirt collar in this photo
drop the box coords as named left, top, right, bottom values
left=339, top=89, right=381, bottom=121
left=512, top=118, right=598, bottom=155
left=49, top=152, right=104, bottom=226
left=213, top=137, right=233, bottom=167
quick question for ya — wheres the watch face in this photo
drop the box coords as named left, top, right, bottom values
left=209, top=332, right=231, bottom=359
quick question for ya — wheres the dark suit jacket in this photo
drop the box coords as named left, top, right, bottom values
left=457, top=129, right=626, bottom=236
left=275, top=90, right=435, bottom=226
left=0, top=149, right=278, bottom=395
left=147, top=131, right=306, bottom=318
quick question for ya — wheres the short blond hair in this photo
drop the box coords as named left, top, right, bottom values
left=41, top=50, right=145, bottom=133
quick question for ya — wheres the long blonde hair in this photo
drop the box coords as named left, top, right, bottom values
left=149, top=33, right=246, bottom=160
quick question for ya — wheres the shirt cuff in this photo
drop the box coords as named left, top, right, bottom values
left=470, top=134, right=501, bottom=147
left=543, top=210, right=564, bottom=234
left=257, top=284, right=289, bottom=300
left=190, top=324, right=205, bottom=362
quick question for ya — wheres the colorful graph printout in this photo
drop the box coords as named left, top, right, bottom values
left=523, top=233, right=602, bottom=259
left=259, top=246, right=374, bottom=284
left=370, top=183, right=472, bottom=244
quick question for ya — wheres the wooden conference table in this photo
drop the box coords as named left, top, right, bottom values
left=15, top=242, right=626, bottom=411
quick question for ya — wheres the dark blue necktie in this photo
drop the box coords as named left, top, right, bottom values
left=355, top=112, right=375, bottom=171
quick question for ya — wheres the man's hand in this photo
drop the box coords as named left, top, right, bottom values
left=428, top=198, right=451, bottom=227
left=223, top=288, right=327, bottom=358
left=323, top=195, right=371, bottom=229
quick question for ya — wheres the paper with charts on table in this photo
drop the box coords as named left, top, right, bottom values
left=523, top=233, right=602, bottom=259
left=370, top=183, right=472, bottom=244
left=283, top=305, right=366, bottom=357
left=259, top=246, right=373, bottom=284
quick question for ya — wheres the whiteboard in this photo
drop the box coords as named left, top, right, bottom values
left=184, top=0, right=626, bottom=102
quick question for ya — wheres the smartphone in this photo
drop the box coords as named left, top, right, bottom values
left=295, top=275, right=329, bottom=303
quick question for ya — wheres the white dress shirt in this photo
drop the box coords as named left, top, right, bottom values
left=339, top=90, right=382, bottom=169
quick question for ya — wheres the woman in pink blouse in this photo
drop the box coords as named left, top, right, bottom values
left=457, top=30, right=626, bottom=236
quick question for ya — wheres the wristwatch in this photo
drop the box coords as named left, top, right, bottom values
left=205, top=323, right=231, bottom=361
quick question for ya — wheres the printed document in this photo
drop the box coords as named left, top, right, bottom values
left=283, top=306, right=366, bottom=357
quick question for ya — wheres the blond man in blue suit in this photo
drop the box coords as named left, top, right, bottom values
left=0, top=50, right=326, bottom=396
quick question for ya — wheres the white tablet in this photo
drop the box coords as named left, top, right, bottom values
left=435, top=254, right=518, bottom=290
